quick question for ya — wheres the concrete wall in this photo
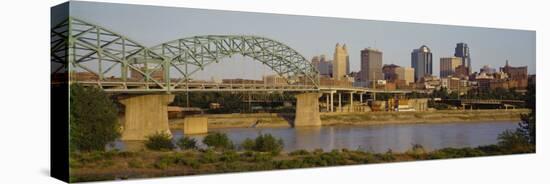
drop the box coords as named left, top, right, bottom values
left=294, top=93, right=322, bottom=127
left=408, top=98, right=429, bottom=111
left=183, top=117, right=208, bottom=134
left=119, top=94, right=174, bottom=140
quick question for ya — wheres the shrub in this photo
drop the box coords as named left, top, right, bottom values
left=241, top=138, right=255, bottom=151
left=254, top=134, right=284, bottom=155
left=241, top=134, right=284, bottom=155
left=252, top=152, right=273, bottom=162
left=203, top=132, right=234, bottom=150
left=407, top=144, right=427, bottom=155
left=429, top=147, right=485, bottom=159
left=177, top=136, right=197, bottom=150
left=69, top=84, right=120, bottom=152
left=220, top=150, right=239, bottom=162
left=312, top=148, right=324, bottom=155
left=199, top=149, right=219, bottom=163
left=145, top=132, right=175, bottom=151
left=127, top=159, right=144, bottom=168
left=497, top=130, right=533, bottom=153
left=289, top=149, right=310, bottom=156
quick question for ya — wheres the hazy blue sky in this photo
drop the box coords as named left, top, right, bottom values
left=63, top=1, right=535, bottom=80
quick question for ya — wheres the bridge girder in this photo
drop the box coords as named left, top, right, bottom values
left=51, top=17, right=320, bottom=93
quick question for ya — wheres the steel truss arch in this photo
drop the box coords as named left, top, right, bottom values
left=52, top=17, right=320, bottom=93
left=150, top=35, right=320, bottom=88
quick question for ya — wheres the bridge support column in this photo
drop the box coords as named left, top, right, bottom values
left=294, top=93, right=322, bottom=127
left=359, top=93, right=363, bottom=104
left=349, top=92, right=354, bottom=112
left=330, top=91, right=334, bottom=112
left=183, top=117, right=208, bottom=134
left=325, top=93, right=330, bottom=112
left=120, top=94, right=174, bottom=140
left=338, top=93, right=342, bottom=112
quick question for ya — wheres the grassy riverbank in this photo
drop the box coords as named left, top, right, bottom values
left=69, top=143, right=534, bottom=182
left=169, top=109, right=529, bottom=129
left=321, top=109, right=529, bottom=126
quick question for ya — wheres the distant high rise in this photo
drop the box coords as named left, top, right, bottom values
left=312, top=55, right=332, bottom=77
left=382, top=64, right=400, bottom=82
left=480, top=65, right=496, bottom=74
left=346, top=55, right=350, bottom=74
left=360, top=48, right=383, bottom=87
left=500, top=60, right=527, bottom=80
left=332, top=43, right=349, bottom=80
left=411, top=45, right=433, bottom=82
left=395, top=67, right=415, bottom=85
left=383, top=64, right=414, bottom=85
left=440, top=57, right=462, bottom=78
left=454, top=43, right=471, bottom=74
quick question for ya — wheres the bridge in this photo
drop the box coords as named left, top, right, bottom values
left=51, top=17, right=414, bottom=140
left=441, top=99, right=525, bottom=110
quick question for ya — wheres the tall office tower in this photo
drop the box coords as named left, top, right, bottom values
left=332, top=43, right=349, bottom=80
left=382, top=64, right=400, bottom=82
left=311, top=55, right=332, bottom=77
left=311, top=55, right=320, bottom=68
left=360, top=48, right=383, bottom=87
left=346, top=55, right=350, bottom=74
left=454, top=42, right=471, bottom=74
left=411, top=45, right=433, bottom=82
left=440, top=57, right=462, bottom=78
left=395, top=67, right=415, bottom=85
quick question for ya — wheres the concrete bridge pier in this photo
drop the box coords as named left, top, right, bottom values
left=294, top=92, right=322, bottom=127
left=119, top=94, right=174, bottom=140
left=183, top=117, right=208, bottom=134
left=349, top=92, right=354, bottom=112
left=338, top=93, right=342, bottom=112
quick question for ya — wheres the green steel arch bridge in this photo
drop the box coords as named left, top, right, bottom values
left=51, top=17, right=417, bottom=138
left=51, top=17, right=415, bottom=95
left=51, top=17, right=320, bottom=93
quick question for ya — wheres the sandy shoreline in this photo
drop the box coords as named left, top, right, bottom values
left=169, top=109, right=530, bottom=129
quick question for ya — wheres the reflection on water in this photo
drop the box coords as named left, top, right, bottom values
left=110, top=121, right=518, bottom=153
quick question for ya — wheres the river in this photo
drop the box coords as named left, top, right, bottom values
left=111, top=121, right=519, bottom=153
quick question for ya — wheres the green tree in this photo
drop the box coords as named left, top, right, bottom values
left=497, top=130, right=531, bottom=152
left=177, top=136, right=198, bottom=150
left=253, top=134, right=284, bottom=155
left=240, top=134, right=284, bottom=155
left=145, top=132, right=175, bottom=151
left=496, top=83, right=535, bottom=152
left=518, top=83, right=535, bottom=144
left=203, top=132, right=234, bottom=150
left=69, top=84, right=120, bottom=152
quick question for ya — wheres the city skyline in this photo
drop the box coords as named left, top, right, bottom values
left=60, top=1, right=536, bottom=81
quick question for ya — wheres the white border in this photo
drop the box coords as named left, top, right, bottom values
left=0, top=0, right=547, bottom=183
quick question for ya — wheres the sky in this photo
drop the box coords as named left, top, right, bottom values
left=58, top=1, right=536, bottom=80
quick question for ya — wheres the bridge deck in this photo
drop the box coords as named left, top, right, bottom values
left=74, top=81, right=415, bottom=94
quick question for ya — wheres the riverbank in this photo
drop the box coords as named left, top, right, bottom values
left=70, top=143, right=534, bottom=182
left=169, top=109, right=529, bottom=129
left=321, top=109, right=529, bottom=126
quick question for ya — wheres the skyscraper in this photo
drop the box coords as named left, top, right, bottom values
left=311, top=55, right=332, bottom=77
left=454, top=42, right=471, bottom=74
left=332, top=43, right=349, bottom=80
left=440, top=57, right=462, bottom=78
left=360, top=48, right=383, bottom=87
left=411, top=45, right=433, bottom=82
left=395, top=67, right=415, bottom=85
